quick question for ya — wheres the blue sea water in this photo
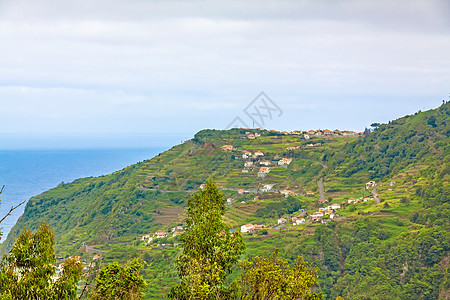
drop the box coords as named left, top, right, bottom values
left=0, top=147, right=166, bottom=238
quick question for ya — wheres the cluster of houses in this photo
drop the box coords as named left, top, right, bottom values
left=277, top=216, right=305, bottom=226
left=271, top=129, right=362, bottom=137
left=219, top=146, right=295, bottom=177
left=140, top=226, right=185, bottom=245
left=347, top=196, right=373, bottom=204
left=310, top=203, right=341, bottom=221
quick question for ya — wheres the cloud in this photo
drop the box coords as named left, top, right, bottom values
left=0, top=0, right=449, bottom=144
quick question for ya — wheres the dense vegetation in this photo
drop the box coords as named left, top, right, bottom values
left=1, top=102, right=449, bottom=299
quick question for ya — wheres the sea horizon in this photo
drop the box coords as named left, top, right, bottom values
left=0, top=147, right=167, bottom=238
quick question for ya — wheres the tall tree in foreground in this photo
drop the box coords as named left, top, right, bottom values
left=169, top=179, right=245, bottom=299
left=0, top=222, right=82, bottom=299
left=89, top=259, right=147, bottom=300
left=239, top=249, right=323, bottom=300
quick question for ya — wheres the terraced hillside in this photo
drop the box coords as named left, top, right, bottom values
left=2, top=103, right=449, bottom=299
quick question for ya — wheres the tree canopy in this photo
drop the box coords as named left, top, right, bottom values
left=0, top=222, right=82, bottom=299
left=169, top=179, right=245, bottom=299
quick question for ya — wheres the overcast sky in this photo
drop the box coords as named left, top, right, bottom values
left=1, top=0, right=449, bottom=149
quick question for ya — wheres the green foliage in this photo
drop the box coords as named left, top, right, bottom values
left=169, top=179, right=245, bottom=299
left=331, top=226, right=450, bottom=299
left=90, top=258, right=147, bottom=300
left=239, top=249, right=323, bottom=299
left=255, top=196, right=303, bottom=218
left=0, top=223, right=82, bottom=300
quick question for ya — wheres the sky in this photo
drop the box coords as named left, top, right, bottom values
left=1, top=0, right=449, bottom=149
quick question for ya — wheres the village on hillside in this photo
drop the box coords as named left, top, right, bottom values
left=137, top=127, right=379, bottom=248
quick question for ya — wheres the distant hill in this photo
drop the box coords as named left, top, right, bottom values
left=2, top=102, right=449, bottom=299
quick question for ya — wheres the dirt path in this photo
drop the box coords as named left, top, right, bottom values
left=318, top=177, right=325, bottom=200
left=372, top=185, right=381, bottom=204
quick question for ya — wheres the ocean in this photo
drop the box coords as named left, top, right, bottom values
left=0, top=147, right=166, bottom=238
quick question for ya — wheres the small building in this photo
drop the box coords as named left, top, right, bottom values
left=278, top=158, right=293, bottom=166
left=348, top=197, right=356, bottom=204
left=258, top=167, right=270, bottom=178
left=220, top=145, right=235, bottom=152
left=241, top=224, right=265, bottom=233
left=306, top=190, right=315, bottom=195
left=261, top=184, right=274, bottom=192
left=323, top=129, right=333, bottom=136
left=241, top=224, right=253, bottom=233
left=330, top=204, right=341, bottom=210
left=241, top=150, right=252, bottom=158
left=259, top=160, right=271, bottom=166
left=310, top=212, right=323, bottom=219
left=292, top=217, right=305, bottom=225
left=248, top=134, right=256, bottom=140
left=254, top=151, right=264, bottom=157
left=277, top=218, right=287, bottom=224
left=365, top=181, right=376, bottom=189
left=244, top=161, right=254, bottom=168
left=280, top=189, right=293, bottom=197
left=155, top=230, right=167, bottom=239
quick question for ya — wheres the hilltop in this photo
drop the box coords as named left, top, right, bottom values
left=1, top=102, right=449, bottom=299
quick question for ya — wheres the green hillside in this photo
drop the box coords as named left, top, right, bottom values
left=2, top=103, right=449, bottom=299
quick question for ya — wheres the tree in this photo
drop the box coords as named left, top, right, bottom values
left=427, top=115, right=437, bottom=127
left=89, top=259, right=147, bottom=300
left=0, top=185, right=26, bottom=241
left=0, top=222, right=82, bottom=299
left=169, top=179, right=245, bottom=299
left=239, top=249, right=323, bottom=299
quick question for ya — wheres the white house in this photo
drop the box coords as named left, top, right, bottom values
left=278, top=158, right=293, bottom=166
left=242, top=151, right=252, bottom=159
left=280, top=189, right=293, bottom=197
left=292, top=217, right=305, bottom=225
left=258, top=167, right=270, bottom=175
left=330, top=204, right=341, bottom=210
left=241, top=224, right=254, bottom=233
left=155, top=230, right=167, bottom=239
left=259, top=160, right=271, bottom=166
left=254, top=151, right=264, bottom=157
left=277, top=218, right=287, bottom=224
left=244, top=161, right=254, bottom=168
left=310, top=212, right=324, bottom=218
left=365, top=181, right=376, bottom=189
left=261, top=184, right=274, bottom=192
